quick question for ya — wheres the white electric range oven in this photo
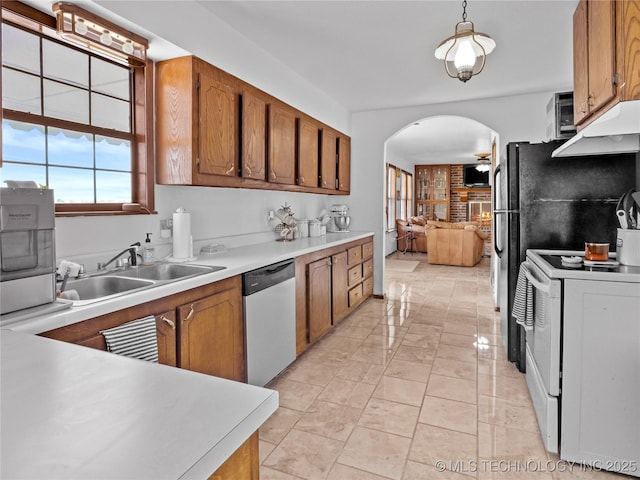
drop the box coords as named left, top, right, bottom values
left=525, top=249, right=640, bottom=477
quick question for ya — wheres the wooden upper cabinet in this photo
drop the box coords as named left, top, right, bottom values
left=297, top=118, right=319, bottom=187
left=241, top=91, right=267, bottom=181
left=619, top=1, right=640, bottom=101
left=156, top=55, right=351, bottom=193
left=268, top=103, right=296, bottom=185
left=156, top=56, right=238, bottom=184
left=573, top=0, right=590, bottom=125
left=177, top=285, right=245, bottom=382
left=320, top=129, right=338, bottom=190
left=337, top=136, right=351, bottom=193
left=573, top=0, right=640, bottom=127
left=585, top=0, right=616, bottom=116
left=198, top=68, right=239, bottom=177
left=155, top=55, right=198, bottom=185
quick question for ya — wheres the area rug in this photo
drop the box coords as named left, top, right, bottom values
left=385, top=259, right=420, bottom=272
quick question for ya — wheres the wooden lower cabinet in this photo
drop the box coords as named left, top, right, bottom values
left=208, top=432, right=259, bottom=480
left=331, top=251, right=349, bottom=324
left=156, top=311, right=178, bottom=366
left=296, top=236, right=374, bottom=353
left=307, top=256, right=333, bottom=344
left=39, top=276, right=243, bottom=378
left=178, top=286, right=245, bottom=381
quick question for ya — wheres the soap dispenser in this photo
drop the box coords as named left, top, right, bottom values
left=142, top=233, right=155, bottom=265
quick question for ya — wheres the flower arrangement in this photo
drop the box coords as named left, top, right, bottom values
left=274, top=203, right=298, bottom=241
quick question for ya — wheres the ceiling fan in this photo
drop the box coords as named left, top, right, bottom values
left=474, top=153, right=491, bottom=172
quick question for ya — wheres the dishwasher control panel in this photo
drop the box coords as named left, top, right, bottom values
left=242, top=259, right=295, bottom=296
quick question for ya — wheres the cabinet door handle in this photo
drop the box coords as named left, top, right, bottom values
left=299, top=176, right=305, bottom=184
left=160, top=315, right=176, bottom=329
left=225, top=164, right=235, bottom=175
left=245, top=164, right=252, bottom=176
left=270, top=170, right=276, bottom=180
left=185, top=305, right=195, bottom=321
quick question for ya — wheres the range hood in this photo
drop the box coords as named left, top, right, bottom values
left=551, top=99, right=640, bottom=157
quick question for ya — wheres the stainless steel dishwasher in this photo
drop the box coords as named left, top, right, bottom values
left=242, top=259, right=296, bottom=386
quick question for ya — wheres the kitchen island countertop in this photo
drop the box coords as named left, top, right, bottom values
left=0, top=329, right=278, bottom=480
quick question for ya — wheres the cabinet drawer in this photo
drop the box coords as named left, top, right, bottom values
left=363, top=241, right=373, bottom=259
left=348, top=265, right=363, bottom=286
left=347, top=246, right=362, bottom=265
left=362, top=259, right=373, bottom=278
left=348, top=284, right=363, bottom=307
left=363, top=276, right=373, bottom=298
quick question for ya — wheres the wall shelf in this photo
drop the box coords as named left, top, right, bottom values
left=452, top=187, right=491, bottom=202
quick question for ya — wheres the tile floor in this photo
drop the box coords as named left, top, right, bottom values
left=258, top=253, right=630, bottom=480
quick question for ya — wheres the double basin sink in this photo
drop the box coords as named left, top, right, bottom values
left=63, top=263, right=226, bottom=306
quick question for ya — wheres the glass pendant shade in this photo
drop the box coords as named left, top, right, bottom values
left=435, top=15, right=495, bottom=83
left=474, top=153, right=491, bottom=171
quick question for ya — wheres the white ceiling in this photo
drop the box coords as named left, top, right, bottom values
left=198, top=0, right=577, bottom=112
left=387, top=116, right=496, bottom=164
left=194, top=0, right=578, bottom=165
left=21, top=0, right=578, bottom=165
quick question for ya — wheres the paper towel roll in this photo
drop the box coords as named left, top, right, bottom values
left=173, top=209, right=191, bottom=259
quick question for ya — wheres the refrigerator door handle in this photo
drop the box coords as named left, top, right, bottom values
left=493, top=162, right=501, bottom=208
left=494, top=211, right=505, bottom=257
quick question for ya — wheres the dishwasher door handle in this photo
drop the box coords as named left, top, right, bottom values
left=265, top=263, right=292, bottom=274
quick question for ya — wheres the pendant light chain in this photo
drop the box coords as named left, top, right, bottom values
left=461, top=0, right=468, bottom=22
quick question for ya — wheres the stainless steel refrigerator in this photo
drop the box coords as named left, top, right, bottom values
left=493, top=140, right=636, bottom=371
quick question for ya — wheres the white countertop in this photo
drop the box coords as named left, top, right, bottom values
left=3, top=231, right=373, bottom=334
left=527, top=249, right=640, bottom=283
left=0, top=329, right=279, bottom=480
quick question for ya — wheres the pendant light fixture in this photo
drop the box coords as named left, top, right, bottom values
left=434, top=0, right=496, bottom=83
left=474, top=153, right=491, bottom=172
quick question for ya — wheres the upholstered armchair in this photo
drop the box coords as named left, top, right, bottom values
left=426, top=221, right=488, bottom=267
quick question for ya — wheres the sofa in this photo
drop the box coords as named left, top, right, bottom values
left=396, top=216, right=428, bottom=253
left=425, top=220, right=488, bottom=267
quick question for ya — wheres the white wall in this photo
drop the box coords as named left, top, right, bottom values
left=55, top=187, right=331, bottom=262
left=350, top=90, right=557, bottom=296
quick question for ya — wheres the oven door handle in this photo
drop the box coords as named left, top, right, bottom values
left=524, top=260, right=561, bottom=298
left=525, top=268, right=550, bottom=294
left=524, top=261, right=551, bottom=295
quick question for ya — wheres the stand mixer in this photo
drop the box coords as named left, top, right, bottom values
left=328, top=204, right=350, bottom=232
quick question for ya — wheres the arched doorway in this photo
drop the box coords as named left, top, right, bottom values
left=382, top=115, right=499, bottom=296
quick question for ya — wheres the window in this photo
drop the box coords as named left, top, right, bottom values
left=1, top=3, right=154, bottom=215
left=399, top=169, right=413, bottom=221
left=386, top=164, right=413, bottom=231
left=386, top=164, right=396, bottom=231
